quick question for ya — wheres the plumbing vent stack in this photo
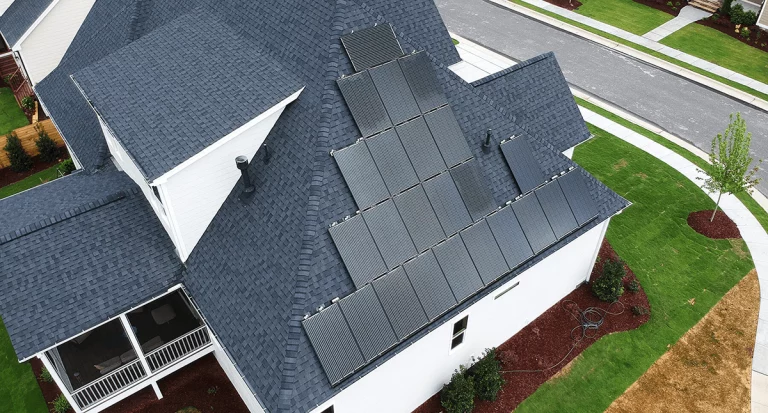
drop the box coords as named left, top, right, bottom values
left=235, top=155, right=255, bottom=197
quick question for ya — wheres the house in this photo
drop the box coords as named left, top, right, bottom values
left=0, top=1, right=628, bottom=413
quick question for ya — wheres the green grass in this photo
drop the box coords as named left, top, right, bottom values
left=507, top=0, right=768, bottom=102
left=515, top=126, right=754, bottom=412
left=575, top=97, right=768, bottom=234
left=574, top=0, right=673, bottom=35
left=0, top=317, right=47, bottom=413
left=0, top=163, right=64, bottom=200
left=661, top=23, right=768, bottom=85
left=0, top=88, right=29, bottom=137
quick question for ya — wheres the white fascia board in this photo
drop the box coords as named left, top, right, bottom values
left=11, top=0, right=61, bottom=49
left=152, top=87, right=304, bottom=185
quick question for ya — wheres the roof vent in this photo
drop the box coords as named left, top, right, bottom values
left=235, top=155, right=255, bottom=200
left=483, top=129, right=493, bottom=152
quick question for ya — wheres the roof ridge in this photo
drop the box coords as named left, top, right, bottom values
left=470, top=51, right=553, bottom=87
left=0, top=186, right=139, bottom=245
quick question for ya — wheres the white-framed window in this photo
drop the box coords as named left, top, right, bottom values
left=451, top=315, right=469, bottom=349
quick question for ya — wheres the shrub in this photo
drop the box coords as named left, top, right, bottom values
left=730, top=4, right=746, bottom=25
left=50, top=394, right=70, bottom=413
left=711, top=12, right=720, bottom=21
left=470, top=348, right=505, bottom=401
left=3, top=132, right=33, bottom=172
left=592, top=259, right=626, bottom=302
left=35, top=124, right=59, bottom=163
left=3, top=73, right=14, bottom=86
left=441, top=366, right=475, bottom=413
left=675, top=1, right=680, bottom=5
left=40, top=367, right=53, bottom=383
left=626, top=279, right=640, bottom=293
left=21, top=95, right=35, bottom=111
left=666, top=1, right=673, bottom=6
left=632, top=305, right=650, bottom=316
left=722, top=0, right=733, bottom=15
left=741, top=27, right=751, bottom=38
left=59, top=159, right=76, bottom=175
left=742, top=10, right=758, bottom=26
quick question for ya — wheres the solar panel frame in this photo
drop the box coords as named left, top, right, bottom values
left=403, top=250, right=457, bottom=320
left=395, top=117, right=446, bottom=181
left=333, top=141, right=389, bottom=209
left=450, top=160, right=497, bottom=221
left=398, top=51, right=448, bottom=113
left=422, top=172, right=472, bottom=236
left=558, top=170, right=599, bottom=226
left=340, top=24, right=404, bottom=72
left=362, top=199, right=417, bottom=269
left=511, top=194, right=557, bottom=254
left=366, top=130, right=419, bottom=196
left=372, top=267, right=429, bottom=340
left=369, top=60, right=421, bottom=125
left=500, top=136, right=546, bottom=194
left=486, top=206, right=534, bottom=269
left=393, top=185, right=445, bottom=252
left=535, top=180, right=579, bottom=239
left=338, top=285, right=398, bottom=362
left=337, top=71, right=392, bottom=137
left=432, top=235, right=484, bottom=301
left=329, top=214, right=388, bottom=288
left=459, top=220, right=510, bottom=284
left=303, top=304, right=366, bottom=385
left=424, top=106, right=472, bottom=167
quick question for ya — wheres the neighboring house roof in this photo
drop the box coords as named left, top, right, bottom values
left=472, top=53, right=591, bottom=153
left=73, top=9, right=304, bottom=180
left=0, top=0, right=52, bottom=46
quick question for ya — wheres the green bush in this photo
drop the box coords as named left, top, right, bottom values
left=626, top=279, right=640, bottom=293
left=742, top=10, right=758, bottom=26
left=741, top=27, right=751, bottom=38
left=470, top=348, right=505, bottom=401
left=40, top=367, right=53, bottom=383
left=666, top=1, right=673, bottom=6
left=711, top=12, right=720, bottom=21
left=631, top=305, right=650, bottom=316
left=50, top=394, right=70, bottom=413
left=35, top=124, right=59, bottom=163
left=592, top=259, right=626, bottom=302
left=3, top=73, right=14, bottom=86
left=3, top=132, right=33, bottom=172
left=440, top=366, right=475, bottom=413
left=59, top=159, right=76, bottom=175
left=722, top=0, right=733, bottom=15
left=21, top=95, right=35, bottom=111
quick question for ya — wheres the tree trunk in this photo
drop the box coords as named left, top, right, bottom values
left=710, top=192, right=722, bottom=222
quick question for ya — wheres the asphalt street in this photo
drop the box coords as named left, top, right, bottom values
left=436, top=0, right=768, bottom=194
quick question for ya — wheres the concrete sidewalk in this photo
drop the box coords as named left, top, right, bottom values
left=643, top=6, right=711, bottom=41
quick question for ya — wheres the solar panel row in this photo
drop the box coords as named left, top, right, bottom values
left=500, top=136, right=546, bottom=194
left=340, top=24, right=404, bottom=72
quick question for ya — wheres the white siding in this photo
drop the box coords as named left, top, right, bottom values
left=309, top=220, right=609, bottom=413
left=563, top=146, right=575, bottom=159
left=15, top=0, right=97, bottom=84
left=211, top=335, right=266, bottom=413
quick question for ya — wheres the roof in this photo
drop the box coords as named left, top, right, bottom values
left=472, top=53, right=591, bottom=153
left=73, top=9, right=304, bottom=180
left=0, top=0, right=51, bottom=46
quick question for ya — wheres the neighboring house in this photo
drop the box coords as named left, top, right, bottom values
left=0, top=2, right=628, bottom=413
left=758, top=0, right=768, bottom=29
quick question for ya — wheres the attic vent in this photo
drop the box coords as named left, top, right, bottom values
left=235, top=155, right=255, bottom=200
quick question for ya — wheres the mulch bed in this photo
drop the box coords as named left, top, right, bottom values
left=30, top=358, right=71, bottom=413
left=687, top=209, right=741, bottom=239
left=543, top=0, right=583, bottom=11
left=696, top=17, right=768, bottom=53
left=0, top=154, right=63, bottom=188
left=413, top=240, right=650, bottom=413
left=631, top=0, right=687, bottom=16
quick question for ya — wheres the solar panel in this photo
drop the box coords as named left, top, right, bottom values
left=500, top=136, right=546, bottom=194
left=535, top=181, right=578, bottom=239
left=398, top=52, right=448, bottom=113
left=486, top=206, right=534, bottom=269
left=303, top=304, right=366, bottom=385
left=432, top=235, right=484, bottom=301
left=393, top=185, right=445, bottom=252
left=403, top=251, right=457, bottom=320
left=424, top=106, right=472, bottom=167
left=460, top=220, right=509, bottom=284
left=337, top=71, right=392, bottom=137
left=558, top=169, right=599, bottom=226
left=362, top=200, right=417, bottom=269
left=511, top=194, right=557, bottom=254
left=372, top=267, right=429, bottom=340
left=333, top=141, right=389, bottom=209
left=329, top=215, right=388, bottom=288
left=450, top=160, right=497, bottom=221
left=340, top=24, right=404, bottom=72
left=422, top=172, right=472, bottom=236
left=338, top=285, right=398, bottom=361
left=369, top=60, right=420, bottom=125
left=366, top=130, right=419, bottom=195
left=395, top=117, right=446, bottom=181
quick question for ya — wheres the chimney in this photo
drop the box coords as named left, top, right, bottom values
left=235, top=155, right=255, bottom=199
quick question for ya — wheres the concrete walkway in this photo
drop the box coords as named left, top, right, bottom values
left=643, top=6, right=711, bottom=41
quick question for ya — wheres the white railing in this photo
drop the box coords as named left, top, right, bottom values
left=72, top=359, right=146, bottom=409
left=145, top=326, right=210, bottom=372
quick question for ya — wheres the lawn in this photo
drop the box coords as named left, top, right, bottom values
left=0, top=163, right=63, bottom=200
left=515, top=126, right=755, bottom=412
left=661, top=23, right=768, bottom=85
left=0, top=88, right=29, bottom=136
left=0, top=318, right=47, bottom=413
left=574, top=0, right=673, bottom=35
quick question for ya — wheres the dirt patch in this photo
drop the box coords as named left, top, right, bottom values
left=729, top=239, right=749, bottom=259
left=606, top=270, right=759, bottom=413
left=687, top=210, right=741, bottom=239
left=613, top=159, right=628, bottom=170
left=634, top=172, right=648, bottom=180
left=412, top=240, right=650, bottom=413
left=543, top=0, right=582, bottom=11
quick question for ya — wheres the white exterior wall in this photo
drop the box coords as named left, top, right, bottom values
left=211, top=335, right=266, bottom=413
left=308, top=220, right=609, bottom=413
left=14, top=0, right=97, bottom=84
left=563, top=146, right=575, bottom=159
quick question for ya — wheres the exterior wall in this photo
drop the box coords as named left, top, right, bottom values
left=15, top=0, right=97, bottom=84
left=211, top=335, right=266, bottom=413
left=759, top=2, right=768, bottom=29
left=563, top=146, right=575, bottom=159
left=308, top=220, right=609, bottom=413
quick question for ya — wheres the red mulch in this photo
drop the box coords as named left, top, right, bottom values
left=631, top=0, right=687, bottom=16
left=696, top=17, right=768, bottom=53
left=543, top=0, right=582, bottom=11
left=30, top=358, right=72, bottom=413
left=687, top=209, right=741, bottom=239
left=0, top=154, right=64, bottom=188
left=104, top=354, right=249, bottom=413
left=413, top=240, right=650, bottom=413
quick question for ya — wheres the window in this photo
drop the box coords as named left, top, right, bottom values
left=451, top=316, right=468, bottom=349
left=320, top=407, right=334, bottom=413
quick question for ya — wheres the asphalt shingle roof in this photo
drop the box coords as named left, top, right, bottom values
left=0, top=0, right=52, bottom=46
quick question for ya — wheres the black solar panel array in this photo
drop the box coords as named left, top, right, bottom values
left=424, top=106, right=472, bottom=167
left=511, top=193, right=557, bottom=254
left=423, top=172, right=472, bottom=236
left=535, top=180, right=578, bottom=239
left=500, top=136, right=546, bottom=194
left=328, top=214, right=387, bottom=288
left=337, top=72, right=392, bottom=137
left=369, top=61, right=420, bottom=125
left=340, top=24, right=404, bottom=72
left=396, top=117, right=446, bottom=181
left=399, top=51, right=448, bottom=113
left=558, top=169, right=599, bottom=226
left=332, top=141, right=389, bottom=209
left=450, top=160, right=497, bottom=221
left=362, top=200, right=417, bottom=269
left=367, top=129, right=419, bottom=196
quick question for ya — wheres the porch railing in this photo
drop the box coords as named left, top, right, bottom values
left=72, top=359, right=146, bottom=409
left=145, top=326, right=211, bottom=372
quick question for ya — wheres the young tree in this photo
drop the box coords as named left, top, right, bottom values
left=700, top=113, right=761, bottom=222
left=3, top=132, right=33, bottom=172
